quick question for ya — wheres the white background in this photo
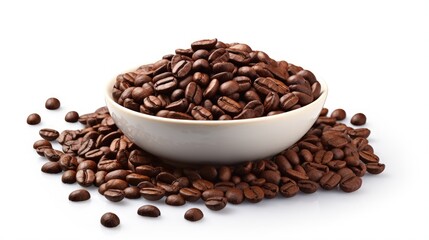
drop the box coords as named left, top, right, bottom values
left=0, top=0, right=428, bottom=239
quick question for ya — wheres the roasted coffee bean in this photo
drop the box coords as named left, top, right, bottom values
left=137, top=205, right=161, bottom=217
left=64, top=111, right=79, bottom=122
left=100, top=212, right=120, bottom=228
left=191, top=106, right=213, bottom=120
left=185, top=82, right=203, bottom=105
left=261, top=182, right=279, bottom=199
left=104, top=189, right=125, bottom=202
left=41, top=161, right=62, bottom=174
left=165, top=194, right=186, bottom=206
left=359, top=150, right=380, bottom=163
left=217, top=96, right=242, bottom=114
left=192, top=179, right=214, bottom=191
left=331, top=109, right=346, bottom=120
left=297, top=180, right=319, bottom=193
left=179, top=187, right=201, bottom=202
left=27, top=113, right=41, bottom=125
left=254, top=77, right=289, bottom=95
left=205, top=196, right=227, bottom=211
left=62, top=170, right=77, bottom=184
left=225, top=188, right=244, bottom=204
left=243, top=186, right=264, bottom=203
left=279, top=93, right=299, bottom=110
left=351, top=113, right=367, bottom=126
left=140, top=187, right=165, bottom=201
left=33, top=139, right=52, bottom=149
left=76, top=169, right=95, bottom=187
left=366, top=163, right=385, bottom=174
left=45, top=97, right=61, bottom=110
left=184, top=208, right=204, bottom=222
left=201, top=189, right=224, bottom=201
left=191, top=38, right=217, bottom=51
left=319, top=171, right=341, bottom=190
left=58, top=150, right=79, bottom=169
left=340, top=176, right=362, bottom=193
left=77, top=160, right=97, bottom=172
left=39, top=128, right=59, bottom=141
left=68, top=189, right=91, bottom=202
left=124, top=186, right=141, bottom=199
left=105, top=179, right=129, bottom=190
left=279, top=180, right=299, bottom=198
left=44, top=148, right=62, bottom=162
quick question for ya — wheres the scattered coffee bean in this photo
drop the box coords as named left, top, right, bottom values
left=65, top=111, right=79, bottom=122
left=184, top=208, right=204, bottom=222
left=27, top=113, right=41, bottom=125
left=137, top=205, right=161, bottom=217
left=39, top=128, right=60, bottom=141
left=62, top=170, right=77, bottom=183
left=100, top=212, right=120, bottom=228
left=45, top=97, right=61, bottom=110
left=351, top=113, right=366, bottom=126
left=41, top=161, right=62, bottom=173
left=331, top=109, right=346, bottom=120
left=165, top=194, right=186, bottom=206
left=69, top=189, right=91, bottom=202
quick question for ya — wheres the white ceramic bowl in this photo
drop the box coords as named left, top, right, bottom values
left=105, top=75, right=328, bottom=165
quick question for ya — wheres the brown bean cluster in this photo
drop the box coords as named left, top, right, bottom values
left=112, top=39, right=322, bottom=120
left=34, top=106, right=385, bottom=222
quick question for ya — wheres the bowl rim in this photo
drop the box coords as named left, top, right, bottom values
left=105, top=73, right=328, bottom=126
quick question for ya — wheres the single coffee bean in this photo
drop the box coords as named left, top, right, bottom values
left=297, top=180, right=319, bottom=193
left=351, top=113, right=366, bottom=126
left=140, top=187, right=165, bottom=201
left=217, top=96, right=242, bottom=114
left=366, top=163, right=385, bottom=174
left=184, top=208, right=204, bottom=222
left=192, top=179, right=214, bottom=191
left=261, top=182, right=279, bottom=199
left=104, top=189, right=125, bottom=202
left=319, top=171, right=341, bottom=190
left=76, top=169, right=95, bottom=187
left=243, top=186, right=264, bottom=203
left=27, top=113, right=41, bottom=125
left=165, top=194, right=186, bottom=206
left=62, top=170, right=77, bottom=184
left=191, top=38, right=217, bottom=51
left=340, top=176, right=362, bottom=193
left=105, top=179, right=129, bottom=190
left=124, top=186, right=141, bottom=199
left=201, top=189, right=224, bottom=201
left=331, top=109, right=346, bottom=120
left=137, top=205, right=161, bottom=217
left=68, top=189, right=90, bottom=202
left=33, top=139, right=52, bottom=149
left=179, top=187, right=201, bottom=202
left=41, top=161, right=62, bottom=174
left=225, top=188, right=244, bottom=204
left=205, top=196, right=227, bottom=211
left=39, top=128, right=60, bottom=141
left=45, top=97, right=61, bottom=110
left=279, top=178, right=299, bottom=198
left=65, top=111, right=79, bottom=122
left=100, top=212, right=120, bottom=228
left=43, top=148, right=62, bottom=162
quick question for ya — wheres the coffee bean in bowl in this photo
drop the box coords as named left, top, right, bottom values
left=105, top=39, right=328, bottom=164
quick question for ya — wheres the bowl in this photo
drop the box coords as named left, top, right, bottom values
left=105, top=74, right=328, bottom=165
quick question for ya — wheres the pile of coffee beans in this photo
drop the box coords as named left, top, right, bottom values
left=112, top=39, right=322, bottom=120
left=31, top=103, right=384, bottom=227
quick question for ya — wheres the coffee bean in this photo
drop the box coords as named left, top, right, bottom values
left=44, top=148, right=62, bottom=162
left=205, top=196, right=227, bottom=211
left=340, top=176, right=362, bottom=192
left=27, top=113, right=41, bottom=125
left=39, top=128, right=59, bottom=141
left=124, top=186, right=141, bottom=199
left=69, top=189, right=90, bottom=202
left=137, top=205, right=161, bottom=217
left=243, top=186, right=264, bottom=203
left=261, top=182, right=279, bottom=199
left=104, top=189, right=125, bottom=202
left=351, top=113, right=366, bottom=126
left=184, top=208, right=204, bottom=222
left=165, top=194, right=186, bottom=206
left=76, top=169, right=95, bottom=187
left=319, top=171, right=341, bottom=190
left=179, top=187, right=201, bottom=202
left=100, top=212, right=120, bottom=228
left=191, top=38, right=217, bottom=51
left=41, top=161, right=62, bottom=174
left=297, top=180, right=319, bottom=193
left=279, top=178, right=299, bottom=198
left=140, top=187, right=165, bottom=201
left=45, top=97, right=60, bottom=110
left=65, top=111, right=79, bottom=122
left=366, top=163, right=385, bottom=174
left=62, top=170, right=77, bottom=184
left=331, top=109, right=346, bottom=120
left=201, top=189, right=224, bottom=201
